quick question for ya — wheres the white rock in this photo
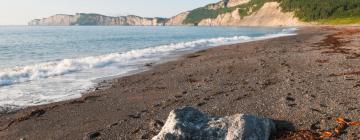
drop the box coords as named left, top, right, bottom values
left=226, top=0, right=250, bottom=7
left=152, top=107, right=275, bottom=140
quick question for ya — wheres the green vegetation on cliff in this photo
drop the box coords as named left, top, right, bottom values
left=317, top=17, right=360, bottom=25
left=183, top=4, right=233, bottom=24
left=184, top=0, right=273, bottom=24
left=76, top=13, right=103, bottom=25
left=237, top=0, right=273, bottom=18
left=155, top=17, right=169, bottom=24
left=280, top=0, right=360, bottom=24
left=183, top=0, right=360, bottom=25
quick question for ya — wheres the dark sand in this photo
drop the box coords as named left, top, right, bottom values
left=0, top=26, right=359, bottom=140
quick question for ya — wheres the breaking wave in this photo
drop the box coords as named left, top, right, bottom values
left=0, top=29, right=296, bottom=87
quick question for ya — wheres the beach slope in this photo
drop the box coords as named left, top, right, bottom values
left=0, top=26, right=359, bottom=140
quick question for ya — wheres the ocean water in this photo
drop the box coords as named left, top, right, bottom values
left=0, top=26, right=296, bottom=111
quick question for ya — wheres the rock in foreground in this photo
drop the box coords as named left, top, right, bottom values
left=152, top=107, right=275, bottom=140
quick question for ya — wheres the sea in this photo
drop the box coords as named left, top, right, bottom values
left=0, top=26, right=297, bottom=112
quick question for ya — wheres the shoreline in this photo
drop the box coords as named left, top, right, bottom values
left=0, top=26, right=359, bottom=139
left=89, top=29, right=298, bottom=101
left=0, top=27, right=297, bottom=114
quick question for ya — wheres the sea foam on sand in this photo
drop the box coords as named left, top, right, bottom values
left=0, top=28, right=296, bottom=111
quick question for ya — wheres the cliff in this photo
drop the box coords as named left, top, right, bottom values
left=178, top=0, right=307, bottom=26
left=165, top=12, right=190, bottom=26
left=28, top=14, right=78, bottom=26
left=28, top=13, right=167, bottom=26
left=29, top=0, right=360, bottom=26
left=171, top=0, right=359, bottom=26
left=225, top=0, right=250, bottom=7
left=197, top=2, right=305, bottom=26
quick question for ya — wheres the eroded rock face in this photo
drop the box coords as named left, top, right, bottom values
left=29, top=1, right=307, bottom=27
left=207, top=0, right=248, bottom=10
left=152, top=107, right=275, bottom=140
left=226, top=0, right=250, bottom=7
left=198, top=2, right=306, bottom=27
left=207, top=1, right=226, bottom=10
left=165, top=12, right=190, bottom=26
left=28, top=14, right=79, bottom=26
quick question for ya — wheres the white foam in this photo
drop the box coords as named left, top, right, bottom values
left=0, top=28, right=296, bottom=110
left=0, top=34, right=287, bottom=87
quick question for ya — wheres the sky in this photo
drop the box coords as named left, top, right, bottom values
left=0, top=0, right=219, bottom=25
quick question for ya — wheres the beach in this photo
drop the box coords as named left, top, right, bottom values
left=0, top=26, right=359, bottom=140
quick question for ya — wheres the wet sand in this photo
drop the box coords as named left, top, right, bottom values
left=0, top=26, right=359, bottom=140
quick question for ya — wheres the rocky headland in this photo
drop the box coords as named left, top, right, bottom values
left=26, top=0, right=309, bottom=26
left=28, top=13, right=167, bottom=26
left=29, top=0, right=360, bottom=26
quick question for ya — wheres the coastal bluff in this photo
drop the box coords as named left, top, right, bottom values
left=28, top=0, right=307, bottom=27
left=28, top=13, right=167, bottom=26
left=28, top=0, right=359, bottom=26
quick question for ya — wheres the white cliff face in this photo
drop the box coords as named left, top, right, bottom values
left=207, top=1, right=226, bottom=10
left=198, top=2, right=306, bottom=26
left=28, top=14, right=166, bottom=26
left=125, top=15, right=161, bottom=26
left=226, top=0, right=250, bottom=7
left=165, top=12, right=189, bottom=26
left=198, top=8, right=242, bottom=26
left=238, top=2, right=306, bottom=26
left=28, top=1, right=308, bottom=27
left=166, top=1, right=307, bottom=27
left=28, top=14, right=79, bottom=26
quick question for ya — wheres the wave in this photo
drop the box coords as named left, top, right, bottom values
left=0, top=29, right=296, bottom=87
